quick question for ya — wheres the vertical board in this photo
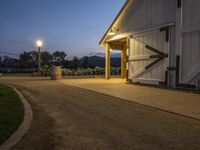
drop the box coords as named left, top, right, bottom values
left=179, top=0, right=200, bottom=84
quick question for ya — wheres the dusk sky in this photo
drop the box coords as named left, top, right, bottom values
left=0, top=0, right=125, bottom=58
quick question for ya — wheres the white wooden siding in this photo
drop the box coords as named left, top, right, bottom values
left=115, top=0, right=176, bottom=85
left=179, top=0, right=200, bottom=84
left=106, top=0, right=200, bottom=87
left=128, top=31, right=169, bottom=84
left=115, top=0, right=176, bottom=34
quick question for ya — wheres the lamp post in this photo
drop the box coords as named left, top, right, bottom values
left=36, top=40, right=43, bottom=72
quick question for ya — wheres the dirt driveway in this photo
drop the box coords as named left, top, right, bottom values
left=1, top=77, right=200, bottom=150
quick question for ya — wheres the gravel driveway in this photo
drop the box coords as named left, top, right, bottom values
left=1, top=77, right=200, bottom=150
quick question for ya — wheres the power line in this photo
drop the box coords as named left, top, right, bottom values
left=0, top=50, right=19, bottom=56
left=0, top=47, right=104, bottom=57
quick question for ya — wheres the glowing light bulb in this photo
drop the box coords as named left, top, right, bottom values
left=36, top=40, right=43, bottom=47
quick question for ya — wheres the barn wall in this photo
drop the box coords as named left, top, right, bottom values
left=128, top=30, right=169, bottom=84
left=117, top=0, right=176, bottom=85
left=178, top=0, right=200, bottom=85
left=105, top=0, right=200, bottom=88
left=115, top=0, right=176, bottom=34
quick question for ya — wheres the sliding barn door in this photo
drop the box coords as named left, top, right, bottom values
left=128, top=27, right=170, bottom=85
left=177, top=0, right=200, bottom=85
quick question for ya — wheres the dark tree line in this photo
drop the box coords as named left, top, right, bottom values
left=0, top=50, right=93, bottom=70
left=0, top=50, right=121, bottom=74
left=0, top=56, right=18, bottom=68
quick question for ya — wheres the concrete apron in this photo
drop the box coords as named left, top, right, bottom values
left=58, top=78, right=200, bottom=120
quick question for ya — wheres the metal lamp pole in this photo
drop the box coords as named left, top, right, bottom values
left=38, top=46, right=41, bottom=72
left=36, top=40, right=43, bottom=72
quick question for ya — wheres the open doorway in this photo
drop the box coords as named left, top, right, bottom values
left=110, top=50, right=121, bottom=77
left=105, top=38, right=127, bottom=79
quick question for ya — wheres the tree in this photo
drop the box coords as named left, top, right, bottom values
left=1, top=56, right=18, bottom=68
left=18, top=51, right=54, bottom=68
left=71, top=56, right=79, bottom=69
left=41, top=51, right=53, bottom=66
left=18, top=51, right=34, bottom=68
left=81, top=56, right=89, bottom=69
left=53, top=51, right=67, bottom=66
left=0, top=56, right=2, bottom=67
left=30, top=51, right=37, bottom=64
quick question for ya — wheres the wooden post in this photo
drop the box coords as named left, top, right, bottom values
left=105, top=43, right=111, bottom=79
left=121, top=45, right=126, bottom=78
left=126, top=38, right=130, bottom=81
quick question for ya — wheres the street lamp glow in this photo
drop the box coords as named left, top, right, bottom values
left=36, top=40, right=43, bottom=47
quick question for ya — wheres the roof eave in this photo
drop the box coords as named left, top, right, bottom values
left=99, top=0, right=130, bottom=47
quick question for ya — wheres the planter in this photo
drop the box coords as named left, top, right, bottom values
left=50, top=66, right=62, bottom=80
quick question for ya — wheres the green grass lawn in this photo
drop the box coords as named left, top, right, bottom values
left=0, top=84, right=24, bottom=144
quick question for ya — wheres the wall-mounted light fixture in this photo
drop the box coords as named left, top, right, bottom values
left=108, top=27, right=120, bottom=36
left=108, top=29, right=116, bottom=36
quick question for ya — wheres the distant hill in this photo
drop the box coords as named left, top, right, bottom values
left=88, top=52, right=121, bottom=58
left=79, top=56, right=121, bottom=68
left=88, top=52, right=105, bottom=57
left=111, top=53, right=121, bottom=58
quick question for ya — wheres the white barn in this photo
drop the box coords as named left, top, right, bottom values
left=100, top=0, right=200, bottom=89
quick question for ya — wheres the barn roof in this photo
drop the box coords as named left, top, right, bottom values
left=99, top=0, right=130, bottom=47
